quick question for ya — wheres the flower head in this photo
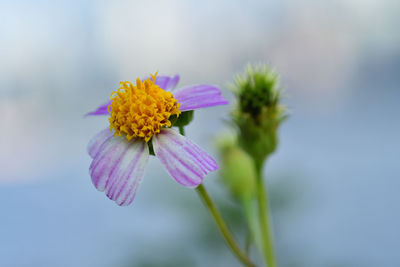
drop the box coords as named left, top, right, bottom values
left=87, top=73, right=228, bottom=206
left=109, top=74, right=181, bottom=142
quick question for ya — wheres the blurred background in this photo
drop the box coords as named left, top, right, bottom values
left=1, top=0, right=399, bottom=266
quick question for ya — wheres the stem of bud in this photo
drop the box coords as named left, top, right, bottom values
left=255, top=162, right=278, bottom=267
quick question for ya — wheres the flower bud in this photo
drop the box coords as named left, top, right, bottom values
left=217, top=135, right=256, bottom=201
left=231, top=64, right=286, bottom=164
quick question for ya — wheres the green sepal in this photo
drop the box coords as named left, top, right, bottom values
left=235, top=106, right=285, bottom=163
left=147, top=139, right=155, bottom=156
left=172, top=110, right=194, bottom=128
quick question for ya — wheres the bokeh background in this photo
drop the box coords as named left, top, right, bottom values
left=1, top=0, right=399, bottom=266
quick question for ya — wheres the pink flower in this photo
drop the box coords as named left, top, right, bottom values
left=87, top=74, right=228, bottom=206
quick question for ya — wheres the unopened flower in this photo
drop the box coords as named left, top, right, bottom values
left=87, top=73, right=228, bottom=206
left=217, top=135, right=256, bottom=201
left=231, top=64, right=286, bottom=164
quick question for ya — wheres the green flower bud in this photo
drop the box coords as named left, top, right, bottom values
left=230, top=64, right=287, bottom=165
left=217, top=135, right=256, bottom=201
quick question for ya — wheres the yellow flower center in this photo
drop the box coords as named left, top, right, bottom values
left=108, top=73, right=181, bottom=142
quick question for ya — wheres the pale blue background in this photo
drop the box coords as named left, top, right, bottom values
left=1, top=0, right=399, bottom=266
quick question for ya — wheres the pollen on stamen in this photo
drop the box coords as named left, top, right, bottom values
left=108, top=73, right=181, bottom=142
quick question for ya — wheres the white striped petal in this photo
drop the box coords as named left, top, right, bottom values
left=172, top=84, right=228, bottom=111
left=86, top=100, right=112, bottom=116
left=87, top=128, right=114, bottom=158
left=89, top=136, right=149, bottom=206
left=152, top=128, right=218, bottom=187
left=154, top=75, right=180, bottom=91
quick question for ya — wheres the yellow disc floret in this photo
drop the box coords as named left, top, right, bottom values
left=108, top=73, right=181, bottom=142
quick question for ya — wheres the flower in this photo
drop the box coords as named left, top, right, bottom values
left=87, top=73, right=228, bottom=206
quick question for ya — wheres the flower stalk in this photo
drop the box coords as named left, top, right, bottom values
left=255, top=162, right=277, bottom=267
left=179, top=126, right=255, bottom=267
left=196, top=184, right=256, bottom=267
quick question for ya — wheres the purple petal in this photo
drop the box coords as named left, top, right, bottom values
left=173, top=85, right=229, bottom=111
left=154, top=75, right=180, bottom=91
left=85, top=100, right=111, bottom=116
left=87, top=128, right=114, bottom=158
left=89, top=136, right=149, bottom=206
left=152, top=128, right=218, bottom=187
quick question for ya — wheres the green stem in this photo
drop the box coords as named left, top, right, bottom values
left=179, top=125, right=255, bottom=267
left=196, top=184, right=256, bottom=267
left=255, top=162, right=277, bottom=267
